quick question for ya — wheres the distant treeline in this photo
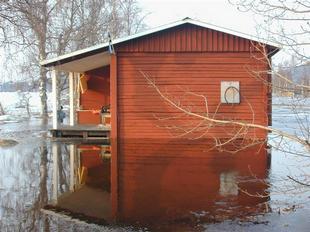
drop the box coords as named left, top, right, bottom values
left=273, top=62, right=310, bottom=97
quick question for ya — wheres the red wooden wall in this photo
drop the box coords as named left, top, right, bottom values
left=117, top=52, right=269, bottom=139
left=116, top=23, right=273, bottom=53
left=113, top=25, right=272, bottom=224
left=116, top=24, right=271, bottom=142
left=77, top=66, right=110, bottom=124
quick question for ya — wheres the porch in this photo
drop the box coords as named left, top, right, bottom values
left=50, top=124, right=110, bottom=143
left=49, top=52, right=117, bottom=144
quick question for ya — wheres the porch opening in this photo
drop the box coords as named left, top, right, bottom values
left=50, top=62, right=112, bottom=142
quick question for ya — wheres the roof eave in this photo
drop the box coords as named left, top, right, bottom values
left=40, top=45, right=109, bottom=68
left=40, top=20, right=187, bottom=68
left=40, top=18, right=281, bottom=68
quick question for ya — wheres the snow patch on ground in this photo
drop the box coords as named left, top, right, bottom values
left=273, top=95, right=310, bottom=107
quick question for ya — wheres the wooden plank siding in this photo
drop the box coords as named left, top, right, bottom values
left=114, top=25, right=272, bottom=201
left=77, top=66, right=110, bottom=124
left=117, top=52, right=269, bottom=139
left=116, top=24, right=266, bottom=53
left=115, top=23, right=272, bottom=139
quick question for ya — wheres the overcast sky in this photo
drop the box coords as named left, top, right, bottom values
left=2, top=0, right=255, bottom=82
left=140, top=0, right=257, bottom=34
left=139, top=0, right=309, bottom=64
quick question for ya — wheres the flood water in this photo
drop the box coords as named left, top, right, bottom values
left=0, top=104, right=310, bottom=231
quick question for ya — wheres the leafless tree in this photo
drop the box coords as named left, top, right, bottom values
left=140, top=68, right=310, bottom=205
left=0, top=0, right=60, bottom=121
left=226, top=0, right=310, bottom=188
left=0, top=0, right=147, bottom=119
left=229, top=0, right=310, bottom=62
left=119, top=0, right=148, bottom=35
left=140, top=71, right=309, bottom=152
left=17, top=91, right=32, bottom=117
left=274, top=59, right=310, bottom=97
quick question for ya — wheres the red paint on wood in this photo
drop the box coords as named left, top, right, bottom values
left=73, top=23, right=274, bottom=226
left=81, top=150, right=103, bottom=168
left=77, top=66, right=110, bottom=124
left=117, top=52, right=269, bottom=139
left=117, top=24, right=270, bottom=53
left=77, top=111, right=101, bottom=124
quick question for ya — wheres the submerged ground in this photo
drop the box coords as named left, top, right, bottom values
left=0, top=94, right=309, bottom=231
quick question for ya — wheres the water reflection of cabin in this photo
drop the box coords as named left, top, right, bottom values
left=45, top=143, right=271, bottom=228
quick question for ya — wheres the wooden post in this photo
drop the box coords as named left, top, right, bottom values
left=69, top=72, right=76, bottom=126
left=52, top=142, right=60, bottom=204
left=76, top=73, right=80, bottom=111
left=52, top=69, right=58, bottom=129
left=110, top=54, right=118, bottom=221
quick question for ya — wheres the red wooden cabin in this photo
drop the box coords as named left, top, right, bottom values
left=42, top=18, right=279, bottom=139
left=43, top=18, right=279, bottom=220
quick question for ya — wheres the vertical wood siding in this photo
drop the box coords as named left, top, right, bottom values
left=116, top=24, right=265, bottom=53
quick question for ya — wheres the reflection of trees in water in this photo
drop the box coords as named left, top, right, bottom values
left=59, top=145, right=69, bottom=194
left=0, top=142, right=50, bottom=230
left=28, top=142, right=49, bottom=231
left=0, top=141, right=73, bottom=231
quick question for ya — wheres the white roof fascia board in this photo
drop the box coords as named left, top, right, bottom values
left=40, top=42, right=110, bottom=66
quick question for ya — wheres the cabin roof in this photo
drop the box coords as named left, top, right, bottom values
left=40, top=18, right=280, bottom=72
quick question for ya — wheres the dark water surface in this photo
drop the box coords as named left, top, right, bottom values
left=0, top=112, right=309, bottom=231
